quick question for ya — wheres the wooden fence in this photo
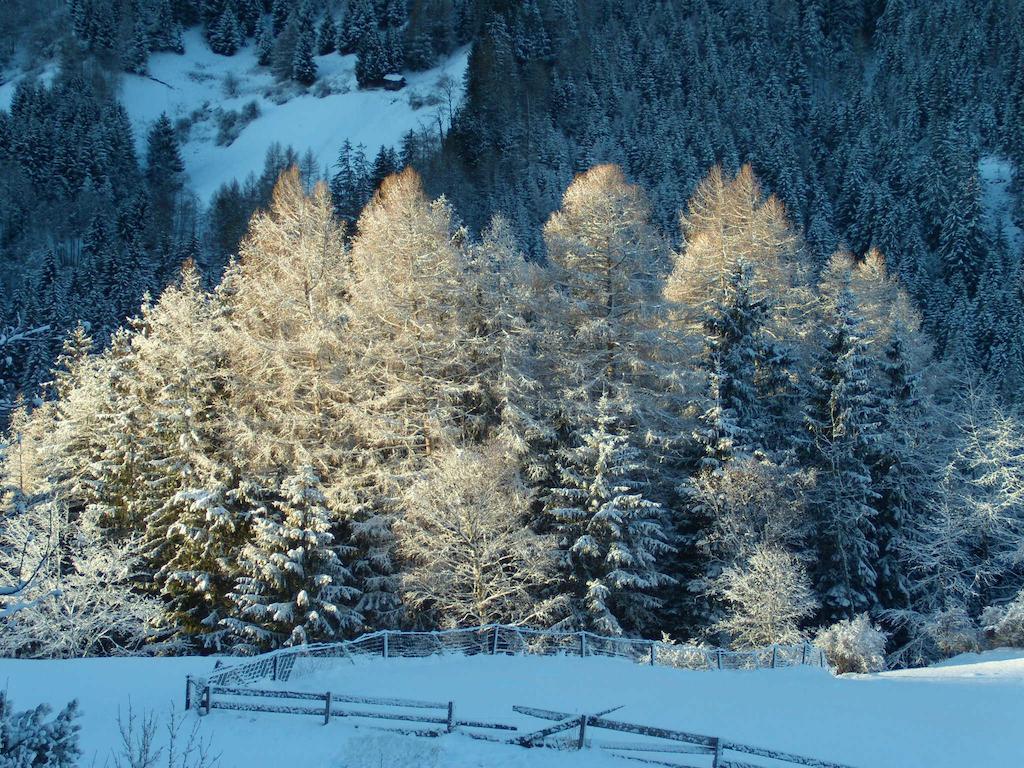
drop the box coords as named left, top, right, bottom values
left=205, top=625, right=828, bottom=688
left=184, top=678, right=517, bottom=735
left=512, top=704, right=857, bottom=768
left=183, top=676, right=857, bottom=768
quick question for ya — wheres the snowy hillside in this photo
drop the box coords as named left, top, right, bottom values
left=2, top=651, right=1022, bottom=768
left=119, top=29, right=468, bottom=201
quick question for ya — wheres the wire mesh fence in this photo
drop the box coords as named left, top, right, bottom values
left=206, top=625, right=828, bottom=687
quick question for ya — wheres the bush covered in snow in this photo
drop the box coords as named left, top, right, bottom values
left=981, top=590, right=1024, bottom=648
left=0, top=692, right=80, bottom=768
left=814, top=614, right=888, bottom=674
left=925, top=607, right=981, bottom=656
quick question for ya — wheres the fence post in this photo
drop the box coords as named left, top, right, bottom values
left=184, top=676, right=192, bottom=711
left=649, top=642, right=656, bottom=666
left=801, top=643, right=807, bottom=665
left=711, top=736, right=723, bottom=768
left=383, top=631, right=389, bottom=659
left=271, top=656, right=279, bottom=681
left=771, top=645, right=778, bottom=669
left=576, top=716, right=587, bottom=750
left=201, top=685, right=211, bottom=716
left=323, top=692, right=331, bottom=725
left=716, top=649, right=723, bottom=670
left=447, top=702, right=455, bottom=733
left=819, top=648, right=825, bottom=667
left=492, top=626, right=500, bottom=655
left=580, top=632, right=587, bottom=658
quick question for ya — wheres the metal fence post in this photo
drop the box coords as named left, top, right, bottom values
left=649, top=642, right=656, bottom=666
left=271, top=656, right=279, bottom=681
left=716, top=650, right=723, bottom=670
left=801, top=643, right=807, bottom=665
left=492, top=625, right=500, bottom=655
left=447, top=702, right=455, bottom=733
left=383, top=631, right=389, bottom=659
left=580, top=632, right=587, bottom=657
left=323, top=692, right=331, bottom=725
left=184, top=676, right=192, bottom=711
left=771, top=645, right=778, bottom=668
left=201, top=685, right=211, bottom=716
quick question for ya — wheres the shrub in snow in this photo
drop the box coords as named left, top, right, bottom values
left=814, top=614, right=887, bottom=673
left=714, top=545, right=818, bottom=649
left=0, top=693, right=80, bottom=768
left=981, top=590, right=1024, bottom=647
left=111, top=703, right=216, bottom=768
left=655, top=633, right=718, bottom=669
left=222, top=72, right=241, bottom=99
left=925, top=606, right=981, bottom=656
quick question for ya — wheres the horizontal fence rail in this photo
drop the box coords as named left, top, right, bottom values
left=513, top=703, right=858, bottom=768
left=186, top=679, right=516, bottom=733
left=205, top=625, right=828, bottom=687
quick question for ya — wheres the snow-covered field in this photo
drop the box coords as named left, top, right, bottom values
left=2, top=650, right=1022, bottom=768
left=119, top=30, right=468, bottom=201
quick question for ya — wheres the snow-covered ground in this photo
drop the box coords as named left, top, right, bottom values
left=2, top=650, right=1022, bottom=768
left=118, top=29, right=468, bottom=201
left=979, top=155, right=1023, bottom=252
left=1, top=31, right=467, bottom=203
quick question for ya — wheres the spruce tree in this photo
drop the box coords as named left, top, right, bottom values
left=317, top=12, right=337, bottom=55
left=355, top=30, right=389, bottom=87
left=873, top=324, right=918, bottom=611
left=122, top=20, right=150, bottom=75
left=224, top=466, right=361, bottom=652
left=255, top=18, right=275, bottom=66
left=802, top=273, right=881, bottom=623
left=544, top=396, right=674, bottom=635
left=291, top=24, right=318, bottom=85
left=338, top=0, right=375, bottom=54
left=209, top=6, right=243, bottom=56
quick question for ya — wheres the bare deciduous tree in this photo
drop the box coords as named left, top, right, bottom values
left=397, top=442, right=562, bottom=628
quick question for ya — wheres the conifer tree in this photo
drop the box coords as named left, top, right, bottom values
left=355, top=30, right=389, bottom=87
left=255, top=17, right=275, bottom=66
left=317, top=13, right=337, bottom=55
left=224, top=466, right=361, bottom=652
left=123, top=20, right=150, bottom=75
left=692, top=262, right=768, bottom=469
left=338, top=0, right=375, bottom=54
left=209, top=6, right=243, bottom=56
left=539, top=165, right=682, bottom=468
left=545, top=396, right=674, bottom=635
left=802, top=263, right=882, bottom=622
left=291, top=24, right=318, bottom=85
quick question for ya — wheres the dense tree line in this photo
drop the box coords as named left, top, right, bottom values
left=3, top=164, right=1022, bottom=667
left=424, top=0, right=1024, bottom=397
left=63, top=0, right=475, bottom=84
left=0, top=66, right=195, bottom=413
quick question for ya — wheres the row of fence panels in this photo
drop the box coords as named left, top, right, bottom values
left=207, top=625, right=827, bottom=687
